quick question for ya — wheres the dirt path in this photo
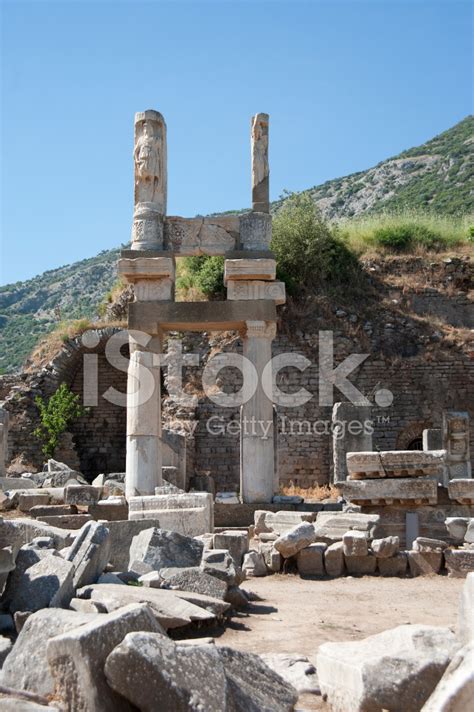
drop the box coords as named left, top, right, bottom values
left=212, top=575, right=464, bottom=710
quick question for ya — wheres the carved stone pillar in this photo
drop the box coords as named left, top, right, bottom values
left=0, top=407, right=9, bottom=477
left=132, top=110, right=167, bottom=250
left=241, top=320, right=276, bottom=503
left=251, top=113, right=269, bottom=213
left=125, top=336, right=162, bottom=498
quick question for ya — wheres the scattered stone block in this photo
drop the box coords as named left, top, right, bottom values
left=200, top=548, right=242, bottom=586
left=325, top=541, right=345, bottom=577
left=265, top=510, right=316, bottom=535
left=458, top=573, right=474, bottom=644
left=0, top=635, right=12, bottom=666
left=408, top=550, right=443, bottom=577
left=18, top=493, right=50, bottom=512
left=0, top=518, right=73, bottom=553
left=128, top=493, right=213, bottom=536
left=2, top=545, right=54, bottom=610
left=313, top=512, right=381, bottom=544
left=160, top=566, right=227, bottom=600
left=9, top=554, right=75, bottom=613
left=213, top=530, right=248, bottom=567
left=378, top=552, right=408, bottom=577
left=274, top=522, right=316, bottom=558
left=445, top=549, right=474, bottom=578
left=225, top=585, right=249, bottom=609
left=297, top=543, right=327, bottom=576
left=224, top=258, right=276, bottom=283
left=343, top=530, right=369, bottom=557
left=1, top=608, right=96, bottom=697
left=345, top=553, right=377, bottom=575
left=38, top=514, right=92, bottom=529
left=69, top=597, right=107, bottom=614
left=372, top=535, right=399, bottom=558
left=170, top=589, right=231, bottom=618
left=413, top=537, right=449, bottom=553
left=47, top=603, right=163, bottom=712
left=254, top=509, right=271, bottom=535
left=422, top=642, right=474, bottom=712
left=260, top=653, right=320, bottom=695
left=317, top=624, right=459, bottom=712
left=129, top=528, right=203, bottom=573
left=341, top=477, right=438, bottom=505
left=448, top=479, right=474, bottom=504
left=445, top=517, right=469, bottom=543
left=259, top=542, right=282, bottom=572
left=242, top=550, right=267, bottom=577
left=347, top=450, right=446, bottom=479
left=464, top=519, right=474, bottom=544
left=64, top=484, right=102, bottom=506
left=102, top=518, right=161, bottom=570
left=0, top=477, right=35, bottom=490
left=88, top=497, right=128, bottom=521
left=64, top=521, right=111, bottom=589
left=29, top=505, right=77, bottom=518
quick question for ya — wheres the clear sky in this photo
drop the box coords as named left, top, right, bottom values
left=1, top=0, right=472, bottom=285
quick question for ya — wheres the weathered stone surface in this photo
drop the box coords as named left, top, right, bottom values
left=159, top=566, right=227, bottom=600
left=260, top=653, right=319, bottom=694
left=313, top=512, right=380, bottom=544
left=464, top=519, right=474, bottom=544
left=0, top=634, right=12, bottom=666
left=448, top=479, right=474, bottom=504
left=372, top=535, right=399, bottom=558
left=170, top=589, right=231, bottom=618
left=297, top=543, right=327, bottom=576
left=18, top=493, right=50, bottom=512
left=274, top=522, right=316, bottom=558
left=341, top=477, right=438, bottom=505
left=259, top=541, right=282, bottom=572
left=343, top=530, right=369, bottom=557
left=65, top=521, right=110, bottom=589
left=128, top=493, right=213, bottom=536
left=213, top=530, right=248, bottom=567
left=254, top=509, right=272, bottom=535
left=0, top=477, right=35, bottom=490
left=102, top=518, right=161, bottom=570
left=163, top=215, right=238, bottom=255
left=64, top=485, right=101, bottom=506
left=29, top=504, right=77, bottom=518
left=421, top=642, right=474, bottom=711
left=251, top=113, right=270, bottom=212
left=408, top=550, right=443, bottom=576
left=227, top=279, right=285, bottom=305
left=347, top=450, right=446, bottom=479
left=69, top=597, right=107, bottom=614
left=225, top=585, right=249, bottom=609
left=414, top=536, right=449, bottom=553
left=224, top=258, right=276, bottom=283
left=265, top=510, right=316, bottom=535
left=317, top=624, right=459, bottom=712
left=47, top=603, right=163, bottom=712
left=445, top=517, right=469, bottom=543
left=1, top=608, right=95, bottom=696
left=0, top=518, right=73, bottom=552
left=445, top=549, right=474, bottom=578
left=242, top=550, right=267, bottom=577
left=76, top=583, right=215, bottom=628
left=38, top=514, right=92, bottom=529
left=378, top=552, right=408, bottom=577
left=458, top=573, right=474, bottom=644
left=325, top=541, right=346, bottom=577
left=104, top=631, right=228, bottom=712
left=1, top=546, right=51, bottom=610
left=0, top=699, right=59, bottom=711
left=88, top=497, right=128, bottom=521
left=200, top=548, right=242, bottom=586
left=9, top=554, right=75, bottom=613
left=345, top=553, right=377, bottom=575
left=129, top=528, right=203, bottom=572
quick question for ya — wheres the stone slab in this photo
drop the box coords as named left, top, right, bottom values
left=408, top=550, right=443, bottom=576
left=227, top=279, right=286, bottom=305
left=296, top=543, right=327, bottom=576
left=378, top=552, right=408, bottom=577
left=37, top=514, right=92, bottom=529
left=341, top=477, right=438, bottom=505
left=102, top=519, right=163, bottom=571
left=64, top=485, right=102, bottom=506
left=444, top=549, right=474, bottom=578
left=347, top=450, right=446, bottom=479
left=448, top=479, right=474, bottom=504
left=128, top=492, right=213, bottom=536
left=224, top=258, right=276, bottom=284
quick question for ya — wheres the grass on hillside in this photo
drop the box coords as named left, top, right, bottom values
left=338, top=210, right=473, bottom=255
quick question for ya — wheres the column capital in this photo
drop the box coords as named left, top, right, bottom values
left=244, top=320, right=277, bottom=340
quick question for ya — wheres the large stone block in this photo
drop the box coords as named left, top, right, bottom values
left=158, top=566, right=227, bottom=600
left=65, top=520, right=110, bottom=589
left=317, top=624, right=459, bottom=712
left=18, top=493, right=50, bottom=512
left=163, top=215, right=238, bottom=255
left=128, top=492, right=213, bottom=536
left=421, top=642, right=474, bottom=712
left=408, top=550, right=443, bottom=577
left=345, top=553, right=377, bottom=575
left=200, top=548, right=242, bottom=586
left=242, top=550, right=267, bottom=577
left=227, top=279, right=286, bottom=305
left=0, top=477, right=35, bottom=490
left=341, top=477, right=438, bottom=505
left=213, top=530, right=249, bottom=567
left=413, top=536, right=449, bottom=553
left=296, top=543, right=327, bottom=576
left=47, top=603, right=163, bottom=712
left=448, top=479, right=474, bottom=504
left=378, top=552, right=408, bottom=577
left=224, top=258, right=276, bottom=284
left=346, top=450, right=446, bottom=479
left=343, top=530, right=369, bottom=557
left=1, top=608, right=96, bottom=696
left=129, top=527, right=203, bottom=572
left=38, top=513, right=93, bottom=529
left=64, top=485, right=102, bottom=506
left=274, top=522, right=316, bottom=558
left=372, top=536, right=399, bottom=558
left=118, top=256, right=175, bottom=280
left=265, top=510, right=317, bottom=535
left=103, top=518, right=162, bottom=571
left=445, top=517, right=470, bottom=543
left=239, top=212, right=272, bottom=250
left=445, top=549, right=474, bottom=578
left=324, top=541, right=345, bottom=577
left=313, top=512, right=381, bottom=543
left=9, top=554, right=75, bottom=613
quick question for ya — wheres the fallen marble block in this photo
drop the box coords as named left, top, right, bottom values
left=29, top=505, right=77, bottom=518
left=421, top=642, right=474, bottom=711
left=378, top=552, right=408, bottom=577
left=8, top=554, right=75, bottom=613
left=88, top=497, right=128, bottom=521
left=408, top=550, right=443, bottom=577
left=76, top=583, right=216, bottom=629
left=157, top=566, right=227, bottom=600
left=413, top=537, right=449, bottom=553
left=265, top=510, right=316, bottom=535
left=445, top=517, right=470, bottom=543
left=343, top=530, right=368, bottom=557
left=260, top=652, right=319, bottom=695
left=448, top=479, right=474, bottom=504
left=64, top=484, right=102, bottom=506
left=341, top=477, right=438, bottom=505
left=64, top=520, right=110, bottom=589
left=102, top=518, right=162, bottom=571
left=259, top=541, right=282, bottom=572
left=47, top=603, right=162, bottom=712
left=0, top=477, right=36, bottom=490
left=0, top=518, right=73, bottom=554
left=1, top=608, right=96, bottom=696
left=346, top=450, right=446, bottom=479
left=200, top=548, right=242, bottom=586
left=129, top=527, right=203, bottom=573
left=242, top=550, right=267, bottom=577
left=296, top=543, right=327, bottom=576
left=313, top=512, right=381, bottom=543
left=18, top=493, right=50, bottom=513
left=324, top=541, right=345, bottom=577
left=444, top=549, right=474, bottom=578
left=128, top=493, right=213, bottom=536
left=274, top=522, right=316, bottom=558
left=345, top=553, right=377, bottom=575
left=317, top=624, right=459, bottom=712
left=372, top=535, right=399, bottom=558
left=213, top=530, right=249, bottom=567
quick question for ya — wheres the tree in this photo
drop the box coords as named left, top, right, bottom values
left=34, top=383, right=84, bottom=458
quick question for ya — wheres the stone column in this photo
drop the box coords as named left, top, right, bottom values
left=442, top=411, right=471, bottom=479
left=132, top=110, right=167, bottom=250
left=240, top=320, right=276, bottom=503
left=0, top=407, right=9, bottom=477
left=125, top=336, right=162, bottom=498
left=332, top=402, right=373, bottom=483
left=251, top=113, right=269, bottom=213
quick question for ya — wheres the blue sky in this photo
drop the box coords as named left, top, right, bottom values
left=1, top=0, right=472, bottom=284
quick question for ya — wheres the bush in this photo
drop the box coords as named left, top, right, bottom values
left=179, top=256, right=225, bottom=298
left=34, top=383, right=85, bottom=458
left=271, top=191, right=359, bottom=294
left=372, top=223, right=441, bottom=251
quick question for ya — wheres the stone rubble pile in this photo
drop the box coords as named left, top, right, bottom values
left=248, top=509, right=474, bottom=579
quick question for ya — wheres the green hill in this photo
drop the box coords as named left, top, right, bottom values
left=0, top=116, right=472, bottom=373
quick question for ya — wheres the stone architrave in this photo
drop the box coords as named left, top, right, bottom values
left=164, top=216, right=238, bottom=255
left=126, top=344, right=162, bottom=498
left=0, top=407, right=9, bottom=477
left=132, top=110, right=167, bottom=249
left=251, top=113, right=269, bottom=213
left=443, top=411, right=472, bottom=480
left=332, top=402, right=373, bottom=483
left=227, top=279, right=286, bottom=305
left=240, top=320, right=276, bottom=503
left=224, top=258, right=276, bottom=284
left=118, top=256, right=175, bottom=302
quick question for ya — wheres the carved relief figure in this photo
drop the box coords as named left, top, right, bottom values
left=251, top=115, right=269, bottom=186
left=134, top=111, right=167, bottom=211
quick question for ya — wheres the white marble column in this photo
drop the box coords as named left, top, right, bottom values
left=241, top=320, right=276, bottom=503
left=125, top=336, right=162, bottom=498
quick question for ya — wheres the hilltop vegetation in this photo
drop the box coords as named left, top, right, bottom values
left=0, top=117, right=472, bottom=373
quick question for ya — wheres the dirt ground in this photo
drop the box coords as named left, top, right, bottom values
left=211, top=574, right=464, bottom=711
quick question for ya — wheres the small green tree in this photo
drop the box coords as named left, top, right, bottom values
left=34, top=383, right=85, bottom=458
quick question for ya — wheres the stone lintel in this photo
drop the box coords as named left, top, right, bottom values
left=128, top=300, right=277, bottom=333
left=118, top=257, right=175, bottom=281
left=224, top=258, right=276, bottom=284
left=227, top=280, right=285, bottom=305
left=346, top=450, right=446, bottom=479
left=448, top=479, right=474, bottom=504
left=341, top=477, right=438, bottom=505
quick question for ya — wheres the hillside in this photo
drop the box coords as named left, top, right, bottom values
left=0, top=116, right=472, bottom=373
